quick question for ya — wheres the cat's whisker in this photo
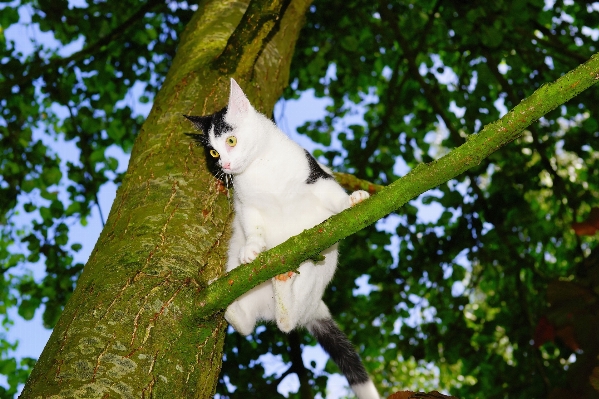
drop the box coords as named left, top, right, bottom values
left=226, top=175, right=235, bottom=208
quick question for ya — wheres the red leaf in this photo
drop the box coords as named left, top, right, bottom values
left=387, top=392, right=459, bottom=399
left=572, top=207, right=599, bottom=236
left=388, top=392, right=415, bottom=399
left=555, top=325, right=580, bottom=351
left=533, top=316, right=555, bottom=347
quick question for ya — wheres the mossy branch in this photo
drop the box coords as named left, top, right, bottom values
left=333, top=172, right=385, bottom=194
left=195, top=52, right=599, bottom=320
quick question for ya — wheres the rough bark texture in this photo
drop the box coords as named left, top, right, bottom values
left=20, top=0, right=312, bottom=397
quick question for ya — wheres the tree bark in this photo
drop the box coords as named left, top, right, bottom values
left=20, top=0, right=312, bottom=397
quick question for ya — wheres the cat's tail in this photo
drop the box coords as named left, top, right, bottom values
left=306, top=318, right=380, bottom=399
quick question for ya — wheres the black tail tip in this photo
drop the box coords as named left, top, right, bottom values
left=308, top=318, right=371, bottom=386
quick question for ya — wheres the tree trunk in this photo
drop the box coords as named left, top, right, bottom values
left=20, top=0, right=311, bottom=397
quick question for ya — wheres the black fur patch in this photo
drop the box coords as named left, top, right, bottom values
left=183, top=114, right=213, bottom=139
left=183, top=107, right=232, bottom=137
left=212, top=106, right=233, bottom=137
left=183, top=111, right=232, bottom=187
left=304, top=150, right=333, bottom=184
left=308, top=318, right=370, bottom=386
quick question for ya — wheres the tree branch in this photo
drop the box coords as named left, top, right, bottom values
left=333, top=172, right=384, bottom=194
left=194, top=52, right=599, bottom=320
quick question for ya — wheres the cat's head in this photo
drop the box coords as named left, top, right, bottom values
left=185, top=78, right=264, bottom=177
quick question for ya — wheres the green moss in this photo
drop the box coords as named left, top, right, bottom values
left=103, top=354, right=137, bottom=378
left=72, top=360, right=94, bottom=380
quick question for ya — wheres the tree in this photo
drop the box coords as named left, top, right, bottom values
left=1, top=0, right=599, bottom=398
left=12, top=0, right=313, bottom=396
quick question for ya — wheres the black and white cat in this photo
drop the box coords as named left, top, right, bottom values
left=185, top=79, right=379, bottom=399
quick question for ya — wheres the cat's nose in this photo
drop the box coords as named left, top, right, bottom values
left=223, top=161, right=231, bottom=170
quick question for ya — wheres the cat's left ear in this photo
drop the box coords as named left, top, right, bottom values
left=227, top=78, right=251, bottom=119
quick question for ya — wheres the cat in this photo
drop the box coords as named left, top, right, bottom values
left=185, top=78, right=380, bottom=399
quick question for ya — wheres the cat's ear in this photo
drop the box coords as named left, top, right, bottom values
left=227, top=78, right=251, bottom=119
left=183, top=115, right=212, bottom=147
left=183, top=114, right=212, bottom=134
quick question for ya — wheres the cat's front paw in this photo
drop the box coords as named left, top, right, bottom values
left=349, top=190, right=370, bottom=206
left=239, top=241, right=266, bottom=264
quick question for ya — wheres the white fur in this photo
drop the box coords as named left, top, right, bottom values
left=211, top=79, right=376, bottom=398
left=209, top=78, right=368, bottom=334
left=351, top=381, right=381, bottom=399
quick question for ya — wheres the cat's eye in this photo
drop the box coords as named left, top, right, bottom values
left=226, top=136, right=237, bottom=147
left=209, top=149, right=219, bottom=158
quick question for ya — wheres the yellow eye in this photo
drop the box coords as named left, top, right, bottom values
left=209, top=149, right=219, bottom=158
left=226, top=136, right=237, bottom=147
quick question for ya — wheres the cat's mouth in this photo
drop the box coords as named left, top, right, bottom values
left=221, top=162, right=237, bottom=174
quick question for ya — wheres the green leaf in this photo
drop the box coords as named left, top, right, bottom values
left=340, top=36, right=359, bottom=52
left=17, top=299, right=39, bottom=321
left=582, top=117, right=598, bottom=132
left=40, top=190, right=58, bottom=201
left=90, top=148, right=105, bottom=163
left=71, top=243, right=82, bottom=252
left=41, top=167, right=62, bottom=186
left=0, top=7, right=19, bottom=27
left=55, top=232, right=68, bottom=246
left=20, top=179, right=37, bottom=193
left=39, top=206, right=51, bottom=221
left=42, top=302, right=62, bottom=329
left=421, top=195, right=438, bottom=205
left=65, top=201, right=81, bottom=216
left=0, top=359, right=16, bottom=375
left=105, top=156, right=119, bottom=171
left=481, top=26, right=503, bottom=48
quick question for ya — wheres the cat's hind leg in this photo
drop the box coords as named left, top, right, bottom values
left=224, top=301, right=256, bottom=336
left=225, top=281, right=275, bottom=336
left=272, top=245, right=338, bottom=332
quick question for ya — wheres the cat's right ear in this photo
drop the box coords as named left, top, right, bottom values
left=228, top=78, right=251, bottom=119
left=183, top=114, right=212, bottom=134
left=183, top=115, right=211, bottom=147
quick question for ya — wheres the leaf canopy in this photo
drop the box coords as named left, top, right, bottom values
left=1, top=0, right=599, bottom=398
